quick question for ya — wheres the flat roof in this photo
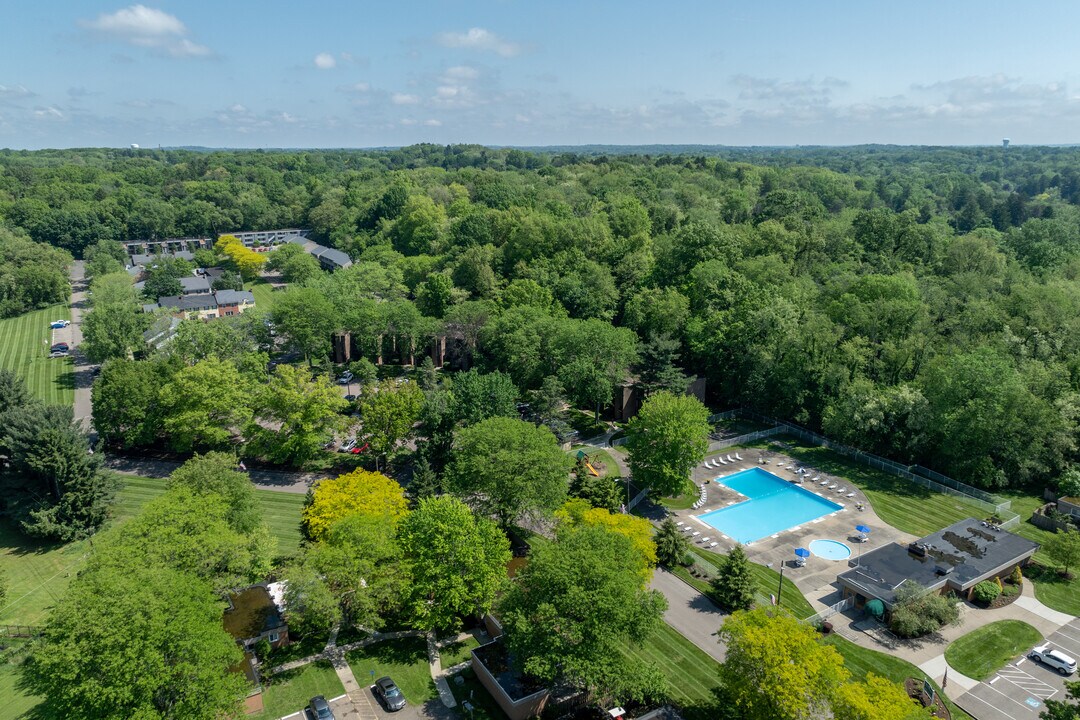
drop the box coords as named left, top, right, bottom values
left=838, top=517, right=1039, bottom=606
left=158, top=293, right=218, bottom=311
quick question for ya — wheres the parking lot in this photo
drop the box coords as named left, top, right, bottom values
left=956, top=618, right=1080, bottom=720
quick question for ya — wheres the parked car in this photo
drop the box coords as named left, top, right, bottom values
left=374, top=676, right=406, bottom=711
left=343, top=394, right=357, bottom=402
left=339, top=438, right=357, bottom=453
left=48, top=350, right=68, bottom=359
left=1030, top=645, right=1077, bottom=675
left=49, top=320, right=70, bottom=329
left=51, top=343, right=69, bottom=352
left=307, top=695, right=335, bottom=720
left=337, top=371, right=354, bottom=385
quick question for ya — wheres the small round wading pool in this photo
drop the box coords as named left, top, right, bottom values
left=809, top=539, right=851, bottom=561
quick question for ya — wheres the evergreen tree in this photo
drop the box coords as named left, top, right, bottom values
left=712, top=544, right=756, bottom=611
left=411, top=452, right=441, bottom=500
left=654, top=517, right=690, bottom=567
left=637, top=334, right=689, bottom=396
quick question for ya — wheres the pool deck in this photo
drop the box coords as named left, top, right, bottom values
left=672, top=447, right=916, bottom=614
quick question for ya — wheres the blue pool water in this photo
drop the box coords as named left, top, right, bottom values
left=809, top=539, right=851, bottom=560
left=698, top=468, right=843, bottom=544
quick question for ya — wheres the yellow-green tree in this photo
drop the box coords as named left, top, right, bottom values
left=302, top=469, right=408, bottom=541
left=718, top=608, right=848, bottom=720
left=556, top=499, right=657, bottom=583
left=215, top=234, right=267, bottom=280
left=832, top=673, right=932, bottom=720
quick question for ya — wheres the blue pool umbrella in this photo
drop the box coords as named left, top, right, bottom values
left=794, top=548, right=811, bottom=558
left=855, top=524, right=871, bottom=535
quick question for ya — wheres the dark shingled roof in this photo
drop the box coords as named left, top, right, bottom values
left=222, top=586, right=286, bottom=641
left=838, top=517, right=1039, bottom=607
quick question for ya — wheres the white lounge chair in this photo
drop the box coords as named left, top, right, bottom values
left=691, top=531, right=700, bottom=538
left=846, top=492, right=856, bottom=499
left=835, top=486, right=846, bottom=494
left=726, top=454, right=735, bottom=463
left=811, top=476, right=819, bottom=483
left=708, top=541, right=718, bottom=548
left=735, top=453, right=743, bottom=461
left=700, top=537, right=711, bottom=544
left=676, top=521, right=685, bottom=527
left=819, top=478, right=829, bottom=486
left=827, top=482, right=838, bottom=490
left=717, top=457, right=728, bottom=465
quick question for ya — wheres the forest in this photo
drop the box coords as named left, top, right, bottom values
left=4, top=143, right=1080, bottom=491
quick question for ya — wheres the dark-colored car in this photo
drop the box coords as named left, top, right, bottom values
left=374, top=676, right=407, bottom=711
left=51, top=343, right=69, bottom=352
left=308, top=695, right=336, bottom=720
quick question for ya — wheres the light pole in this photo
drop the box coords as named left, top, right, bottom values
left=776, top=563, right=785, bottom=608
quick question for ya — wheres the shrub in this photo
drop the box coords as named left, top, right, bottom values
left=1009, top=565, right=1023, bottom=585
left=681, top=551, right=696, bottom=567
left=888, top=582, right=961, bottom=638
left=972, top=581, right=1002, bottom=605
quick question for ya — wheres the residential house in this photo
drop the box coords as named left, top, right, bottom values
left=142, top=315, right=182, bottom=350
left=179, top=276, right=212, bottom=295
left=837, top=517, right=1039, bottom=610
left=126, top=237, right=208, bottom=257
left=129, top=250, right=195, bottom=268
left=222, top=583, right=289, bottom=650
left=214, top=289, right=255, bottom=317
left=155, top=293, right=219, bottom=320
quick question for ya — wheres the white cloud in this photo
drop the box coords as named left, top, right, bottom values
left=339, top=82, right=370, bottom=93
left=81, top=5, right=211, bottom=58
left=81, top=5, right=210, bottom=57
left=437, top=28, right=520, bottom=57
left=391, top=93, right=420, bottom=105
left=424, top=119, right=442, bottom=127
left=400, top=118, right=417, bottom=126
left=33, top=106, right=64, bottom=119
left=314, top=52, right=336, bottom=70
left=0, top=84, right=35, bottom=100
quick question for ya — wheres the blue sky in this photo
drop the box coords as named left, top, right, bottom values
left=4, top=1, right=1080, bottom=148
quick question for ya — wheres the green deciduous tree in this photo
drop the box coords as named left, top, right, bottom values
left=1045, top=527, right=1080, bottom=579
left=272, top=287, right=337, bottom=363
left=498, top=524, right=668, bottom=702
left=159, top=357, right=254, bottom=451
left=1041, top=679, right=1080, bottom=720
left=398, top=495, right=510, bottom=631
left=358, top=379, right=424, bottom=468
left=91, top=357, right=167, bottom=448
left=255, top=364, right=347, bottom=465
left=711, top=544, right=756, bottom=611
left=450, top=368, right=518, bottom=426
left=447, top=416, right=573, bottom=526
left=625, top=391, right=711, bottom=497
left=22, top=563, right=247, bottom=720
left=167, top=451, right=261, bottom=534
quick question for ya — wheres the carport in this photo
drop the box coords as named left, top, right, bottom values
left=956, top=618, right=1080, bottom=720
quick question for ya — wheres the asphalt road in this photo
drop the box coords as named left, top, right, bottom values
left=67, top=260, right=94, bottom=433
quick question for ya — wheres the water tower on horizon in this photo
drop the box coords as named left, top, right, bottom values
left=1003, top=138, right=1010, bottom=149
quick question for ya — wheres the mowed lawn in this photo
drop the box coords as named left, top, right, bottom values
left=750, top=437, right=991, bottom=537
left=1002, top=492, right=1080, bottom=615
left=251, top=660, right=343, bottom=720
left=823, top=634, right=974, bottom=720
left=0, top=663, right=42, bottom=720
left=114, top=474, right=305, bottom=555
left=0, top=474, right=305, bottom=627
left=0, top=304, right=73, bottom=406
left=346, top=638, right=437, bottom=704
left=945, top=620, right=1043, bottom=681
left=622, top=621, right=722, bottom=718
left=0, top=520, right=90, bottom=626
left=245, top=279, right=280, bottom=312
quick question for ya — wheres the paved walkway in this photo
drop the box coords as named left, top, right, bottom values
left=105, top=455, right=320, bottom=493
left=65, top=260, right=93, bottom=433
left=649, top=567, right=726, bottom=662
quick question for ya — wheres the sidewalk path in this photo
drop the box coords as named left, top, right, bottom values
left=67, top=260, right=93, bottom=433
left=649, top=567, right=727, bottom=662
left=105, top=455, right=320, bottom=493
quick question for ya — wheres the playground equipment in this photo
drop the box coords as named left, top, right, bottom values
left=576, top=449, right=601, bottom=476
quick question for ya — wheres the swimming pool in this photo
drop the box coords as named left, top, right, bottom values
left=809, top=539, right=851, bottom=560
left=697, top=468, right=843, bottom=544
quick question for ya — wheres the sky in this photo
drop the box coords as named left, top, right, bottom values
left=4, top=1, right=1080, bottom=149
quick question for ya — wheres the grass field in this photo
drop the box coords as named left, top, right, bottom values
left=114, top=474, right=305, bottom=556
left=346, top=638, right=436, bottom=705
left=0, top=663, right=41, bottom=720
left=0, top=474, right=305, bottom=627
left=945, top=621, right=1043, bottom=681
left=623, top=621, right=722, bottom=719
left=687, top=546, right=816, bottom=619
left=823, top=634, right=973, bottom=720
left=748, top=437, right=991, bottom=537
left=245, top=279, right=280, bottom=312
left=1000, top=492, right=1080, bottom=615
left=569, top=446, right=621, bottom=478
left=0, top=304, right=73, bottom=406
left=252, top=660, right=343, bottom=720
